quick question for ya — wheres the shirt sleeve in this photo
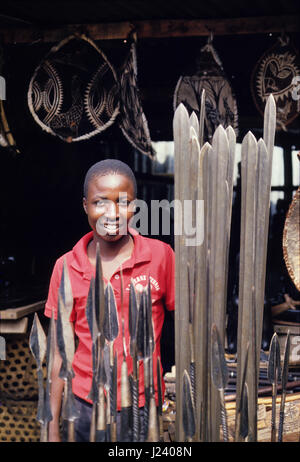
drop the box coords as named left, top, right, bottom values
left=164, top=244, right=175, bottom=311
left=44, top=257, right=76, bottom=322
left=44, top=257, right=63, bottom=320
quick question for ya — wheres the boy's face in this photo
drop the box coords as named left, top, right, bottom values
left=83, top=173, right=136, bottom=242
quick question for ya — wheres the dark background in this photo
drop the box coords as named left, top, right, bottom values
left=0, top=1, right=299, bottom=370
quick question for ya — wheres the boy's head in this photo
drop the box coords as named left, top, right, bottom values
left=83, top=159, right=137, bottom=241
left=83, top=159, right=137, bottom=199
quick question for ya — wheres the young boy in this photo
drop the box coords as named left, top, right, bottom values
left=44, top=159, right=175, bottom=442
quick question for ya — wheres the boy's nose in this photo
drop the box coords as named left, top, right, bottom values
left=105, top=202, right=119, bottom=219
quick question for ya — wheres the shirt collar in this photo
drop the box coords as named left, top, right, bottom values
left=70, top=229, right=152, bottom=279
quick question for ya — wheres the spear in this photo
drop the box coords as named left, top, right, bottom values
left=42, top=312, right=56, bottom=441
left=267, top=332, right=281, bottom=442
left=57, top=291, right=79, bottom=442
left=235, top=343, right=249, bottom=442
left=29, top=313, right=47, bottom=441
left=182, top=370, right=196, bottom=442
left=88, top=244, right=106, bottom=441
left=137, top=286, right=152, bottom=441
left=128, top=280, right=140, bottom=442
left=119, top=266, right=133, bottom=442
left=278, top=331, right=290, bottom=442
left=145, top=280, right=159, bottom=442
left=95, top=342, right=107, bottom=442
left=211, top=324, right=229, bottom=442
left=103, top=282, right=119, bottom=441
left=157, top=356, right=164, bottom=441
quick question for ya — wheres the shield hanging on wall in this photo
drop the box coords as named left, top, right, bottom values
left=283, top=184, right=300, bottom=292
left=173, top=36, right=239, bottom=142
left=27, top=34, right=120, bottom=142
left=251, top=35, right=300, bottom=131
left=118, top=35, right=155, bottom=159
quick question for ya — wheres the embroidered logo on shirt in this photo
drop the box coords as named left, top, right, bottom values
left=126, top=275, right=160, bottom=292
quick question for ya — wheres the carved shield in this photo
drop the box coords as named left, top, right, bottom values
left=28, top=34, right=119, bottom=142
left=283, top=187, right=300, bottom=291
left=251, top=35, right=300, bottom=131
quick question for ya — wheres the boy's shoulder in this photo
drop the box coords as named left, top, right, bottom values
left=136, top=234, right=174, bottom=255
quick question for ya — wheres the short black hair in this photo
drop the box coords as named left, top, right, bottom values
left=83, top=159, right=137, bottom=198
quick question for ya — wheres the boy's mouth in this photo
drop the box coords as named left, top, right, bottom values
left=96, top=218, right=126, bottom=236
left=104, top=222, right=119, bottom=234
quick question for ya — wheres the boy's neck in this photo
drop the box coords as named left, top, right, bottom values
left=90, top=231, right=133, bottom=262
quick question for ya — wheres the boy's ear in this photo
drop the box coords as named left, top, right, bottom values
left=83, top=197, right=87, bottom=214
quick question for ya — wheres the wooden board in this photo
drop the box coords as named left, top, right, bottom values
left=0, top=301, right=46, bottom=320
left=1, top=15, right=299, bottom=44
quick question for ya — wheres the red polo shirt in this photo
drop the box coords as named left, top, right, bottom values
left=44, top=230, right=175, bottom=410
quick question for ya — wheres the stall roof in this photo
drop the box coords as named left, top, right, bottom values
left=0, top=0, right=299, bottom=30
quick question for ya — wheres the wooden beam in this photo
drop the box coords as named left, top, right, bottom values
left=0, top=300, right=45, bottom=320
left=0, top=317, right=28, bottom=334
left=1, top=15, right=299, bottom=44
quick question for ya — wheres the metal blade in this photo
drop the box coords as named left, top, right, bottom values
left=281, top=330, right=291, bottom=393
left=173, top=102, right=191, bottom=442
left=29, top=313, right=47, bottom=425
left=268, top=332, right=281, bottom=442
left=129, top=279, right=139, bottom=359
left=199, top=89, right=205, bottom=148
left=95, top=243, right=105, bottom=343
left=211, top=324, right=228, bottom=391
left=29, top=312, right=46, bottom=371
left=235, top=130, right=258, bottom=442
left=103, top=282, right=119, bottom=342
left=43, top=312, right=55, bottom=427
left=182, top=370, right=196, bottom=442
left=268, top=332, right=281, bottom=384
left=240, top=383, right=249, bottom=440
left=157, top=356, right=164, bottom=441
left=278, top=331, right=291, bottom=442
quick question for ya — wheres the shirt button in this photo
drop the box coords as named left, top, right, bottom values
left=115, top=274, right=119, bottom=280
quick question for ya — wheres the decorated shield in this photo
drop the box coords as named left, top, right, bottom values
left=173, top=37, right=238, bottom=142
left=251, top=35, right=300, bottom=130
left=283, top=185, right=300, bottom=291
left=28, top=34, right=119, bottom=142
left=118, top=35, right=155, bottom=158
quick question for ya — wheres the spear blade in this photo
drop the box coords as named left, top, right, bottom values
left=268, top=332, right=281, bottom=442
left=129, top=280, right=140, bottom=442
left=278, top=331, right=290, bottom=442
left=103, top=282, right=119, bottom=343
left=157, top=356, right=164, bottom=441
left=182, top=370, right=196, bottom=442
left=211, top=324, right=228, bottom=391
left=29, top=313, right=46, bottom=426
left=211, top=324, right=229, bottom=442
left=41, top=312, right=55, bottom=441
